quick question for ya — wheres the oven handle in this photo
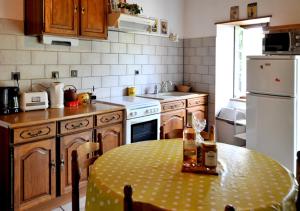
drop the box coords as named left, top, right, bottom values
left=127, top=114, right=161, bottom=125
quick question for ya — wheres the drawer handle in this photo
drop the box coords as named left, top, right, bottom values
left=60, top=159, right=65, bottom=168
left=65, top=119, right=89, bottom=130
left=71, top=122, right=84, bottom=129
left=81, top=7, right=85, bottom=15
left=102, top=115, right=118, bottom=123
left=28, top=130, right=43, bottom=137
left=20, top=127, right=51, bottom=139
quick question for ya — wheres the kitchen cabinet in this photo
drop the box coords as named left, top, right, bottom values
left=0, top=104, right=124, bottom=211
left=60, top=130, right=93, bottom=195
left=159, top=94, right=208, bottom=139
left=25, top=0, right=108, bottom=39
left=161, top=109, right=186, bottom=138
left=14, top=139, right=56, bottom=211
left=186, top=96, right=208, bottom=121
left=44, top=0, right=79, bottom=36
left=96, top=123, right=123, bottom=153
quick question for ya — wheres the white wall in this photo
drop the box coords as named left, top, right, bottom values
left=0, top=0, right=184, bottom=38
left=184, top=0, right=300, bottom=38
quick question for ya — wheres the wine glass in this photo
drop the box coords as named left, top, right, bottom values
left=192, top=114, right=206, bottom=142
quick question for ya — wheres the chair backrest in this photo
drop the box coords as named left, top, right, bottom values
left=296, top=151, right=300, bottom=210
left=124, top=185, right=167, bottom=211
left=224, top=205, right=235, bottom=211
left=200, top=125, right=215, bottom=141
left=72, top=142, right=100, bottom=211
left=164, top=128, right=184, bottom=139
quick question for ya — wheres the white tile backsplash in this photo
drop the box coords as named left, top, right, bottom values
left=0, top=19, right=183, bottom=99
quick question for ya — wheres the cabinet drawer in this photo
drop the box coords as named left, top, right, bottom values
left=161, top=100, right=186, bottom=112
left=187, top=97, right=207, bottom=107
left=14, top=123, right=56, bottom=144
left=60, top=116, right=93, bottom=135
left=96, top=111, right=123, bottom=127
left=186, top=106, right=207, bottom=120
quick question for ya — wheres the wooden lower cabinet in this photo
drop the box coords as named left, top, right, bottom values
left=161, top=109, right=186, bottom=138
left=186, top=105, right=207, bottom=121
left=14, top=139, right=56, bottom=211
left=60, top=130, right=93, bottom=195
left=96, top=123, right=123, bottom=153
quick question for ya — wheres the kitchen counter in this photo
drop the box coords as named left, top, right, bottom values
left=138, top=92, right=208, bottom=102
left=0, top=103, right=124, bottom=128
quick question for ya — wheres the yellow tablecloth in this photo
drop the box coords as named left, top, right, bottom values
left=86, top=140, right=297, bottom=211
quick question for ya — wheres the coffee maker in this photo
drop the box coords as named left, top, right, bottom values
left=0, top=87, right=20, bottom=114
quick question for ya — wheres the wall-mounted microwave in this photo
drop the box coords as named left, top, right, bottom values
left=263, top=31, right=300, bottom=55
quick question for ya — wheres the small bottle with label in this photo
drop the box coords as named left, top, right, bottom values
left=202, top=142, right=217, bottom=169
left=183, top=113, right=197, bottom=167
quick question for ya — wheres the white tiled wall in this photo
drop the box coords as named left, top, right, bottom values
left=183, top=37, right=216, bottom=126
left=0, top=19, right=183, bottom=98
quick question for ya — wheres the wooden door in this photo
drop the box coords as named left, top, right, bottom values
left=14, top=139, right=56, bottom=210
left=60, top=130, right=93, bottom=195
left=44, top=0, right=79, bottom=35
left=186, top=105, right=208, bottom=121
left=80, top=0, right=108, bottom=38
left=161, top=109, right=186, bottom=139
left=96, top=124, right=123, bottom=153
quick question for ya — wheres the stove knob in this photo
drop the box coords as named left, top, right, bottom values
left=134, top=112, right=137, bottom=116
left=129, top=112, right=133, bottom=116
left=145, top=110, right=149, bottom=114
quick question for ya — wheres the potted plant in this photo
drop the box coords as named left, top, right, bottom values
left=117, top=2, right=143, bottom=15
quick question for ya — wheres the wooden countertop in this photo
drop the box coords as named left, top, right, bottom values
left=138, top=92, right=208, bottom=103
left=0, top=103, right=124, bottom=129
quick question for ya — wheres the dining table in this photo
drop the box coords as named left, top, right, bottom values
left=85, top=139, right=297, bottom=211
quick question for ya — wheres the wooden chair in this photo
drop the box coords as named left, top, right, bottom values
left=224, top=204, right=235, bottom=211
left=162, top=125, right=215, bottom=141
left=71, top=142, right=101, bottom=211
left=296, top=151, right=300, bottom=210
left=124, top=185, right=167, bottom=211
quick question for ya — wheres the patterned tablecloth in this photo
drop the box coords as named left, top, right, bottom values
left=85, top=140, right=297, bottom=211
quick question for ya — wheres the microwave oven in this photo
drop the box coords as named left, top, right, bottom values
left=263, top=31, right=300, bottom=55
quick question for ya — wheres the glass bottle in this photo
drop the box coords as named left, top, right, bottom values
left=183, top=112, right=197, bottom=167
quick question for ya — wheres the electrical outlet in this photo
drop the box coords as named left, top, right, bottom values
left=11, top=72, right=20, bottom=80
left=134, top=70, right=140, bottom=75
left=52, top=71, right=59, bottom=79
left=71, top=70, right=78, bottom=78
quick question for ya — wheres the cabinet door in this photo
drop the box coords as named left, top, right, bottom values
left=161, top=109, right=186, bottom=139
left=96, top=124, right=123, bottom=154
left=80, top=0, right=108, bottom=38
left=186, top=105, right=208, bottom=121
left=44, top=0, right=79, bottom=35
left=14, top=139, right=56, bottom=210
left=60, top=130, right=93, bottom=195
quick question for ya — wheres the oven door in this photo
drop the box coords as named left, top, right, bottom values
left=126, top=114, right=161, bottom=144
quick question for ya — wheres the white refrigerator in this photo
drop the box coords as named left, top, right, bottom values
left=246, top=55, right=300, bottom=172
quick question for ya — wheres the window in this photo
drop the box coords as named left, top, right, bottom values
left=233, top=26, right=264, bottom=98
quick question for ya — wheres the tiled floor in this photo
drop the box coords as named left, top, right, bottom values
left=52, top=197, right=86, bottom=211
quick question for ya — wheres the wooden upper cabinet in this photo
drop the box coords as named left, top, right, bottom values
left=80, top=0, right=108, bottom=38
left=14, top=139, right=56, bottom=210
left=24, top=0, right=107, bottom=39
left=44, top=0, right=79, bottom=35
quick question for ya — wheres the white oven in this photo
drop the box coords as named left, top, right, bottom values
left=99, top=96, right=161, bottom=144
left=126, top=113, right=160, bottom=144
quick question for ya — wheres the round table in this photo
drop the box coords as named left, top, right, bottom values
left=85, top=140, right=297, bottom=211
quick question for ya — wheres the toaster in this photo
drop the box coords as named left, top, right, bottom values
left=20, top=92, right=49, bottom=111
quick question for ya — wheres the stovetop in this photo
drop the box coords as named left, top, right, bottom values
left=99, top=96, right=160, bottom=109
left=98, top=96, right=161, bottom=119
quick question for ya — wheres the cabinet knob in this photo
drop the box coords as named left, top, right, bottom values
left=50, top=160, right=56, bottom=169
left=60, top=159, right=65, bottom=167
left=74, top=5, right=78, bottom=13
left=81, top=7, right=85, bottom=15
